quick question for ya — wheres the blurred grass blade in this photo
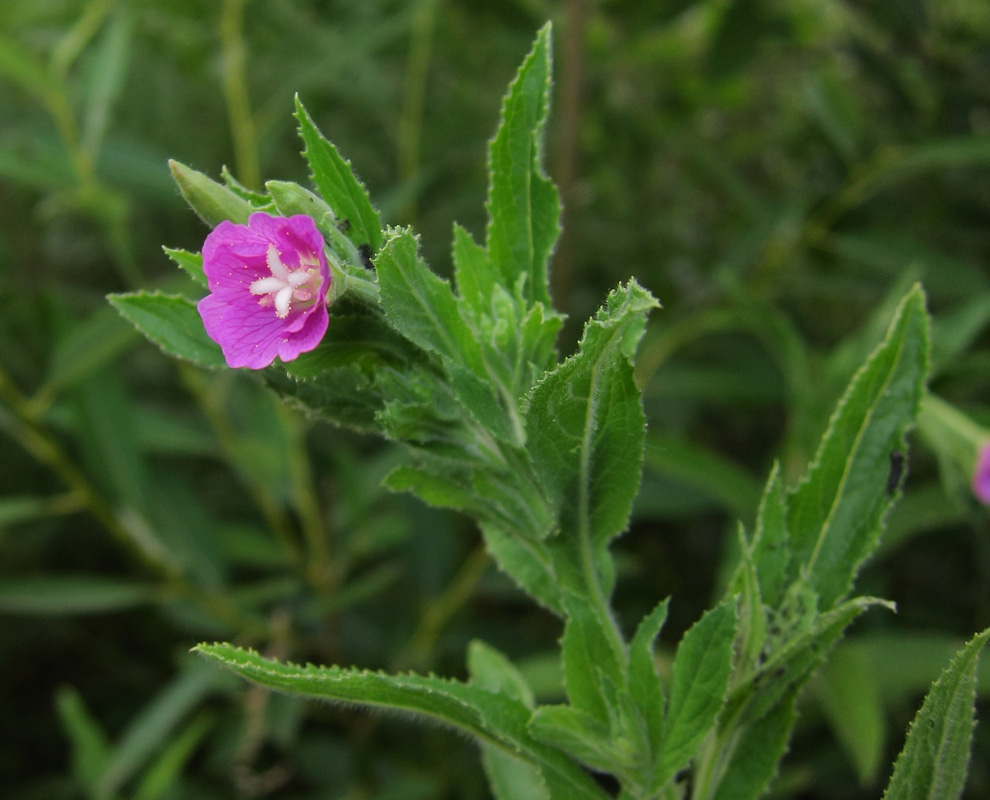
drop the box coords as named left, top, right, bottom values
left=133, top=712, right=214, bottom=800
left=99, top=660, right=230, bottom=796
left=813, top=643, right=885, bottom=783
left=0, top=31, right=61, bottom=100
left=55, top=685, right=112, bottom=798
left=45, top=306, right=137, bottom=394
left=81, top=9, right=132, bottom=159
left=0, top=576, right=154, bottom=614
left=881, top=627, right=990, bottom=800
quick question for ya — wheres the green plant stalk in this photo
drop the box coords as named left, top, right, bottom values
left=283, top=409, right=335, bottom=592
left=397, top=0, right=440, bottom=225
left=220, top=0, right=261, bottom=191
left=177, top=365, right=306, bottom=573
left=393, top=544, right=491, bottom=671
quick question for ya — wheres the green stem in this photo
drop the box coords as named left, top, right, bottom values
left=397, top=0, right=440, bottom=225
left=220, top=0, right=261, bottom=190
left=393, top=544, right=490, bottom=671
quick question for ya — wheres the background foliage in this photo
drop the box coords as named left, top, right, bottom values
left=1, top=0, right=989, bottom=798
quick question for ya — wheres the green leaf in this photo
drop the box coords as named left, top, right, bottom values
left=560, top=592, right=626, bottom=723
left=376, top=227, right=484, bottom=373
left=468, top=640, right=535, bottom=708
left=710, top=691, right=798, bottom=800
left=529, top=705, right=621, bottom=774
left=168, top=159, right=253, bottom=227
left=814, top=642, right=885, bottom=783
left=108, top=291, right=226, bottom=370
left=654, top=601, right=737, bottom=790
left=0, top=576, right=153, bottom=615
left=787, top=285, right=929, bottom=610
left=81, top=10, right=132, bottom=160
left=750, top=462, right=791, bottom=609
left=486, top=23, right=560, bottom=308
left=194, top=643, right=608, bottom=800
left=294, top=96, right=382, bottom=253
left=478, top=521, right=564, bottom=616
left=0, top=31, right=61, bottom=100
left=526, top=280, right=659, bottom=566
left=453, top=222, right=497, bottom=316
left=733, top=596, right=891, bottom=725
left=163, top=247, right=206, bottom=289
left=881, top=627, right=990, bottom=800
left=482, top=746, right=551, bottom=800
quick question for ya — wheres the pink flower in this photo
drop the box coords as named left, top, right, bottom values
left=973, top=443, right=990, bottom=505
left=198, top=213, right=331, bottom=369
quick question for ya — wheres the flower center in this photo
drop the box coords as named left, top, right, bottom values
left=249, top=244, right=321, bottom=318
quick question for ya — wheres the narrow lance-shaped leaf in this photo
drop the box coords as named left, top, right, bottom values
left=788, top=285, right=929, bottom=610
left=526, top=280, right=659, bottom=575
left=486, top=22, right=559, bottom=307
left=109, top=292, right=226, bottom=371
left=881, top=627, right=990, bottom=800
left=294, top=96, right=382, bottom=254
left=194, top=643, right=608, bottom=800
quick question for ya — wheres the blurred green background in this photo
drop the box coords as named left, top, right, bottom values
left=2, top=0, right=990, bottom=798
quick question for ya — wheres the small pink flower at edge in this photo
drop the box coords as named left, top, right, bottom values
left=973, top=443, right=990, bottom=505
left=198, top=212, right=331, bottom=369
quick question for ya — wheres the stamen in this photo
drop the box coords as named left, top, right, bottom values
left=248, top=244, right=320, bottom=319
